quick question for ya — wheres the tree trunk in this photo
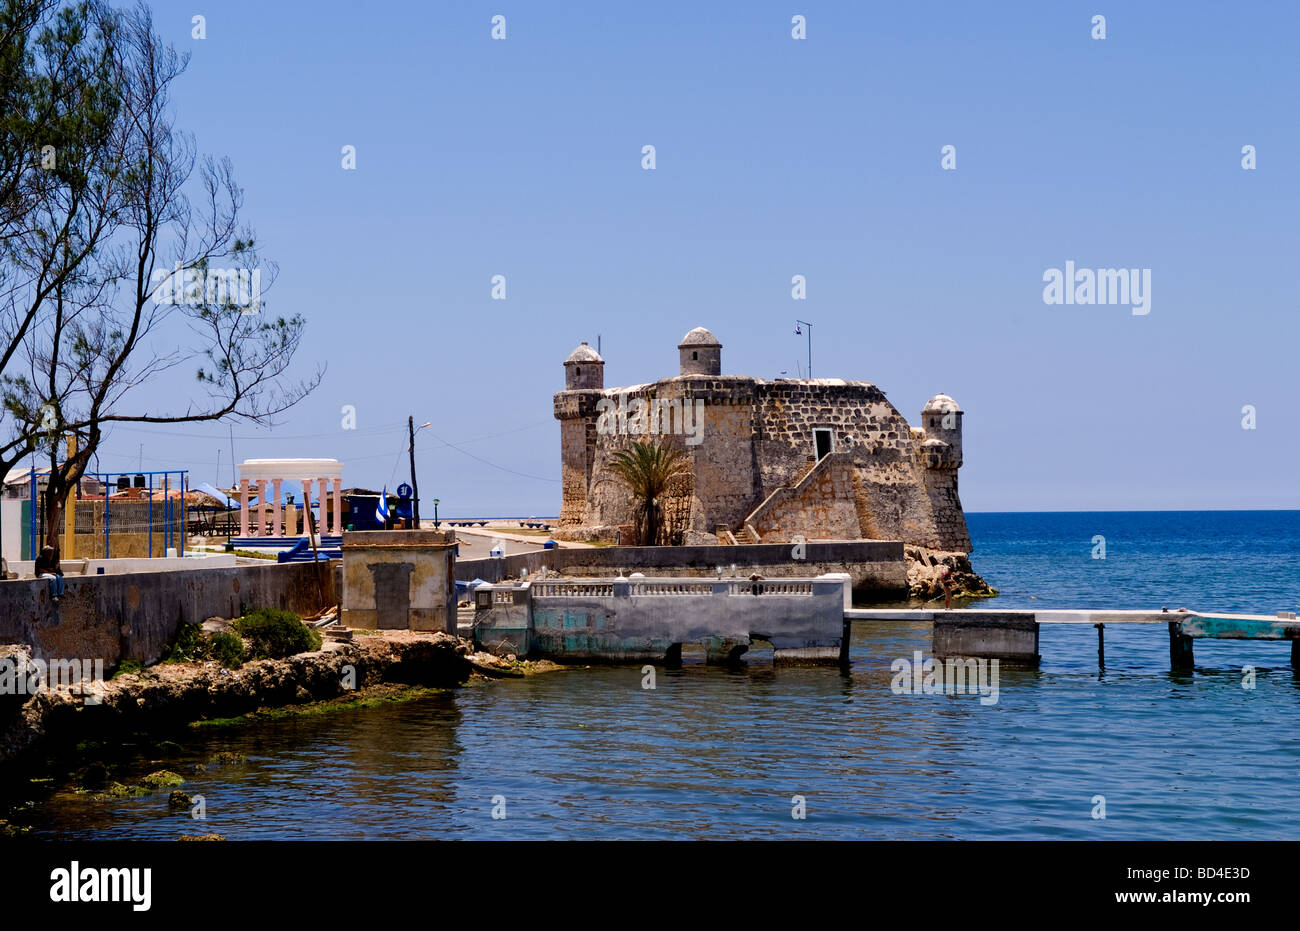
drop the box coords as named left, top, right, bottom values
left=43, top=478, right=65, bottom=558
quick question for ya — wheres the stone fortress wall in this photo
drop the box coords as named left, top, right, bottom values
left=553, top=327, right=971, bottom=554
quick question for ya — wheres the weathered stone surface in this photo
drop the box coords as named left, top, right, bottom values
left=905, top=546, right=997, bottom=601
left=0, top=561, right=333, bottom=668
left=0, top=632, right=472, bottom=766
left=554, top=331, right=973, bottom=553
left=341, top=530, right=457, bottom=633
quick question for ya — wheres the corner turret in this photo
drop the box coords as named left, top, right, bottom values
left=564, top=341, right=604, bottom=390
left=921, top=393, right=962, bottom=470
left=678, top=327, right=721, bottom=376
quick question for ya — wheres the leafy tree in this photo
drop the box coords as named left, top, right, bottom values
left=0, top=0, right=320, bottom=554
left=606, top=439, right=689, bottom=546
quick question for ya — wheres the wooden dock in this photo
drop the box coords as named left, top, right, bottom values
left=843, top=607, right=1300, bottom=669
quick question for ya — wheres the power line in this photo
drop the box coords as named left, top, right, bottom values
left=107, top=420, right=410, bottom=441
left=420, top=426, right=559, bottom=483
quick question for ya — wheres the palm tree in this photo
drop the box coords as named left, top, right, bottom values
left=607, top=440, right=689, bottom=546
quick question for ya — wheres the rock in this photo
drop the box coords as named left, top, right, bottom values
left=0, top=819, right=29, bottom=837
left=97, top=781, right=150, bottom=799
left=0, top=632, right=476, bottom=768
left=168, top=790, right=194, bottom=810
left=905, top=547, right=996, bottom=601
left=139, top=770, right=184, bottom=789
left=178, top=833, right=226, bottom=841
left=77, top=762, right=109, bottom=790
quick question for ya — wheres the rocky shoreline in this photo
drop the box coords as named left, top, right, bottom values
left=0, top=554, right=991, bottom=772
left=904, top=546, right=997, bottom=602
left=0, top=631, right=555, bottom=769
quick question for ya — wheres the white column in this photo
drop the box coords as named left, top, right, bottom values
left=318, top=478, right=329, bottom=535
left=271, top=478, right=283, bottom=537
left=300, top=479, right=315, bottom=540
left=331, top=477, right=342, bottom=535
left=239, top=478, right=250, bottom=537
left=255, top=481, right=266, bottom=536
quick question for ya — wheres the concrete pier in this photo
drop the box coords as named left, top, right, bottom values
left=475, top=584, right=1300, bottom=670
left=847, top=607, right=1300, bottom=670
left=931, top=612, right=1040, bottom=666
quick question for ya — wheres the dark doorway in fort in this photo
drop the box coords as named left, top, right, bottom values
left=814, top=429, right=833, bottom=460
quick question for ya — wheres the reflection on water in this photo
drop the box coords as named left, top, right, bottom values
left=13, top=621, right=1300, bottom=840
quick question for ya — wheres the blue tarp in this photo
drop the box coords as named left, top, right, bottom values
left=455, top=577, right=489, bottom=598
left=194, top=481, right=241, bottom=509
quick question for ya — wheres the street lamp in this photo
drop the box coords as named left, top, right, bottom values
left=794, top=320, right=813, bottom=379
left=408, top=418, right=431, bottom=526
left=432, top=498, right=440, bottom=529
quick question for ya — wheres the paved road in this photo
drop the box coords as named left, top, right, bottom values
left=451, top=528, right=548, bottom=559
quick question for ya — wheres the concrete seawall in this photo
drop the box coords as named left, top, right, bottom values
left=0, top=561, right=335, bottom=667
left=456, top=541, right=906, bottom=596
left=474, top=574, right=852, bottom=665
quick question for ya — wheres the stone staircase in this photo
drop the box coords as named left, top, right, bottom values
left=457, top=603, right=477, bottom=637
left=721, top=457, right=831, bottom=545
left=321, top=621, right=353, bottom=643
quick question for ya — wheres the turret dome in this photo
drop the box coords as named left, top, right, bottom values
left=677, top=327, right=721, bottom=348
left=565, top=342, right=604, bottom=364
left=922, top=393, right=961, bottom=414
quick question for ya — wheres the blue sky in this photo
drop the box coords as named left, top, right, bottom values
left=88, top=1, right=1299, bottom=514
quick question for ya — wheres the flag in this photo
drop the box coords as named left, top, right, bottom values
left=794, top=323, right=801, bottom=334
left=376, top=487, right=390, bottom=526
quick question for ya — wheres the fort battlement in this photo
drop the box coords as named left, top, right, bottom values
left=553, top=328, right=971, bottom=553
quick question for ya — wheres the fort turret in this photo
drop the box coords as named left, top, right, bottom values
left=555, top=342, right=607, bottom=527
left=918, top=393, right=970, bottom=551
left=920, top=393, right=962, bottom=470
left=564, top=341, right=604, bottom=390
left=678, top=327, right=721, bottom=376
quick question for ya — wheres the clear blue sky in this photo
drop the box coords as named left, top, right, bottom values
left=90, top=1, right=1299, bottom=514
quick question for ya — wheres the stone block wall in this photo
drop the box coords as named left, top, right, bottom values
left=747, top=452, right=860, bottom=541
left=554, top=374, right=971, bottom=554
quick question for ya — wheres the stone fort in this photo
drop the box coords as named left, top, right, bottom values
left=553, top=326, right=972, bottom=555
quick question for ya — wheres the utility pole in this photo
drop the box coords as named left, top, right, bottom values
left=407, top=416, right=417, bottom=529
left=406, top=418, right=431, bottom=529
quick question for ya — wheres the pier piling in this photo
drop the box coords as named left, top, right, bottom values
left=1168, top=621, right=1195, bottom=670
